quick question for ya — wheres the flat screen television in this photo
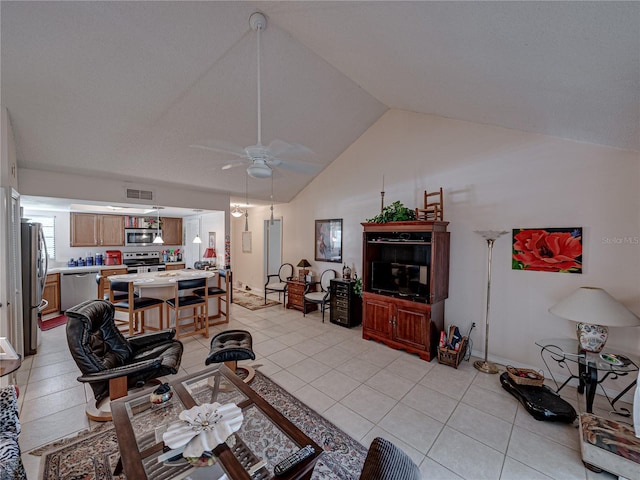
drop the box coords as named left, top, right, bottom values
left=370, top=261, right=429, bottom=299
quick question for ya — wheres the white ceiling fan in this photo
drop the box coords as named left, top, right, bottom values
left=190, top=12, right=318, bottom=179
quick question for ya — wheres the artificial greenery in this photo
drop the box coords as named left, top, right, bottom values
left=353, top=277, right=363, bottom=297
left=366, top=201, right=416, bottom=223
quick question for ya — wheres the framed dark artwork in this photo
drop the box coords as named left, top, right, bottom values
left=512, top=227, right=582, bottom=273
left=315, top=219, right=342, bottom=263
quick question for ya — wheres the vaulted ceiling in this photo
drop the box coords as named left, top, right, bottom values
left=2, top=1, right=638, bottom=207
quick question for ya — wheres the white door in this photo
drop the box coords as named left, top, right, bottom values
left=264, top=219, right=282, bottom=281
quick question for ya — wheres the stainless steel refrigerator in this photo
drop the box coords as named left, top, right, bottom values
left=21, top=219, right=48, bottom=355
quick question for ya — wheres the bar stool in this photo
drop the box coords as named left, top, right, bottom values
left=109, top=280, right=165, bottom=336
left=193, top=270, right=230, bottom=327
left=165, top=278, right=209, bottom=339
left=205, top=330, right=255, bottom=383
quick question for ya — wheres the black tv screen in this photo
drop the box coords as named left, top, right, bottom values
left=371, top=261, right=429, bottom=299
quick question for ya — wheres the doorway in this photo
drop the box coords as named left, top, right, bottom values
left=264, top=219, right=282, bottom=281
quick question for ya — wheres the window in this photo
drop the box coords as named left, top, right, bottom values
left=30, top=215, right=56, bottom=260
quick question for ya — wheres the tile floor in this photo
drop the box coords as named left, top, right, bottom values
left=14, top=298, right=631, bottom=480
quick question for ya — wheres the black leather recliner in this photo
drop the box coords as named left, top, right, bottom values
left=65, top=299, right=183, bottom=421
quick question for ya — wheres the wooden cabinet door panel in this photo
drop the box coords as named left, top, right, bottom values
left=363, top=294, right=393, bottom=338
left=431, top=231, right=450, bottom=303
left=42, top=273, right=60, bottom=315
left=70, top=213, right=99, bottom=246
left=393, top=302, right=429, bottom=349
left=161, top=217, right=182, bottom=245
left=100, top=215, right=124, bottom=246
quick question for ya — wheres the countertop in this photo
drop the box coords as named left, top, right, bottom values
left=109, top=269, right=215, bottom=287
left=47, top=262, right=186, bottom=275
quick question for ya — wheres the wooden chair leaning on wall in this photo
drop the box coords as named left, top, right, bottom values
left=415, top=187, right=444, bottom=221
left=166, top=277, right=209, bottom=339
left=193, top=269, right=230, bottom=327
left=109, top=280, right=165, bottom=336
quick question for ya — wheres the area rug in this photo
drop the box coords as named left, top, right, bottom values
left=31, top=370, right=367, bottom=480
left=233, top=288, right=281, bottom=310
left=38, top=314, right=67, bottom=331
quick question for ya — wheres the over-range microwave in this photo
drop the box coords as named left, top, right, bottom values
left=124, top=229, right=161, bottom=246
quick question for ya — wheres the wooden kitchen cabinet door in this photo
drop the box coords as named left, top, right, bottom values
left=161, top=217, right=182, bottom=245
left=42, top=273, right=60, bottom=315
left=71, top=213, right=124, bottom=246
left=100, top=214, right=124, bottom=246
left=71, top=213, right=99, bottom=246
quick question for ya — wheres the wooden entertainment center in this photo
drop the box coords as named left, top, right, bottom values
left=361, top=221, right=450, bottom=361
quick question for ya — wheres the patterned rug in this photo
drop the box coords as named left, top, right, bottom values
left=233, top=289, right=281, bottom=310
left=31, top=371, right=367, bottom=480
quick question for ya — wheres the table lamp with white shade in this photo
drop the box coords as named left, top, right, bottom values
left=549, top=287, right=640, bottom=353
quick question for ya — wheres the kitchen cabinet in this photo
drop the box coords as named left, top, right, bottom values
left=161, top=217, right=182, bottom=245
left=286, top=279, right=317, bottom=312
left=70, top=213, right=125, bottom=247
left=361, top=221, right=450, bottom=361
left=42, top=273, right=60, bottom=316
left=165, top=263, right=185, bottom=271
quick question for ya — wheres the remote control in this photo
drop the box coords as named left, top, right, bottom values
left=273, top=445, right=315, bottom=476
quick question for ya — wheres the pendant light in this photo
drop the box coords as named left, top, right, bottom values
left=269, top=175, right=274, bottom=226
left=152, top=206, right=164, bottom=244
left=244, top=172, right=249, bottom=232
left=192, top=209, right=203, bottom=243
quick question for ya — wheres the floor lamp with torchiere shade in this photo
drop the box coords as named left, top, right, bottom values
left=474, top=230, right=509, bottom=374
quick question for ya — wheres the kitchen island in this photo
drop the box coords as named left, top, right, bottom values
left=109, top=269, right=226, bottom=335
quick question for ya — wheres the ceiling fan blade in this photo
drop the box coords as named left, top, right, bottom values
left=189, top=139, right=247, bottom=158
left=267, top=139, right=314, bottom=159
left=273, top=158, right=322, bottom=175
left=221, top=161, right=247, bottom=171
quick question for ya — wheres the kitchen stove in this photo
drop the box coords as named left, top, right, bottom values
left=123, top=251, right=166, bottom=273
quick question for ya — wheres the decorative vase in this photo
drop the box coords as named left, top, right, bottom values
left=576, top=323, right=608, bottom=353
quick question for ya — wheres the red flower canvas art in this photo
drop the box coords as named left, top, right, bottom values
left=512, top=228, right=582, bottom=273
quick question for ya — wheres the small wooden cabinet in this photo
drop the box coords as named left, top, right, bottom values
left=161, top=217, right=183, bottom=245
left=361, top=221, right=450, bottom=361
left=70, top=213, right=125, bottom=247
left=286, top=279, right=317, bottom=312
left=165, top=263, right=185, bottom=271
left=42, top=273, right=60, bottom=316
left=330, top=279, right=362, bottom=328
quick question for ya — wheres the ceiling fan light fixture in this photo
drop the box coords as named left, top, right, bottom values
left=231, top=205, right=244, bottom=218
left=247, top=163, right=272, bottom=179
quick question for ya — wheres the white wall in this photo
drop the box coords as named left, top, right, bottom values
left=233, top=109, right=640, bottom=394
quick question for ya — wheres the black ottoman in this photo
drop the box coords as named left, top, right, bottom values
left=205, top=330, right=256, bottom=383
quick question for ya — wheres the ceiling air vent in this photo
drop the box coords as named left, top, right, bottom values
left=125, top=188, right=154, bottom=201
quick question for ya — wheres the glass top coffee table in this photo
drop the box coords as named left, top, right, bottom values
left=111, top=364, right=322, bottom=479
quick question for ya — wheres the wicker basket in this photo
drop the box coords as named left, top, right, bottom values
left=507, top=366, right=544, bottom=386
left=437, top=337, right=467, bottom=369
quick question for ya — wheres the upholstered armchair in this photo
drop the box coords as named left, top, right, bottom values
left=359, top=437, right=421, bottom=480
left=65, top=299, right=183, bottom=421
